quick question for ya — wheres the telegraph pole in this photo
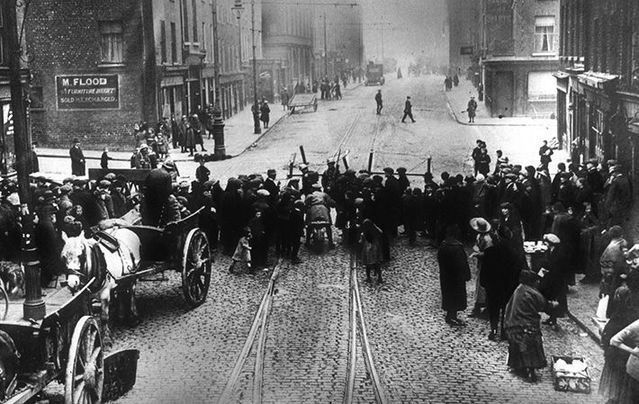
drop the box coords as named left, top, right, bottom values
left=4, top=0, right=45, bottom=320
left=251, top=0, right=261, bottom=134
left=211, top=0, right=226, bottom=158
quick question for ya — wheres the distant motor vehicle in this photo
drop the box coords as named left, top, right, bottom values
left=365, top=63, right=385, bottom=86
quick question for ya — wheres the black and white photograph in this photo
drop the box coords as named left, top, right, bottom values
left=0, top=0, right=636, bottom=402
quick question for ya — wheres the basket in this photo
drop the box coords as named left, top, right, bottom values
left=550, top=355, right=591, bottom=394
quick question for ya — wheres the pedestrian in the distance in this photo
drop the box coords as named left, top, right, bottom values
left=539, top=140, right=553, bottom=170
left=229, top=227, right=252, bottom=273
left=100, top=147, right=112, bottom=169
left=375, top=90, right=383, bottom=115
left=467, top=96, right=478, bottom=123
left=30, top=141, right=39, bottom=174
left=401, top=96, right=415, bottom=123
left=504, top=270, right=558, bottom=382
left=437, top=224, right=471, bottom=326
left=260, top=100, right=270, bottom=128
left=281, top=88, right=289, bottom=111
left=69, top=138, right=86, bottom=176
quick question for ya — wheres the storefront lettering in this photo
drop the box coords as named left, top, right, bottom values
left=56, top=75, right=120, bottom=110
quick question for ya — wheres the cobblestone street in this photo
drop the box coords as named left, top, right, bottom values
left=38, top=75, right=604, bottom=403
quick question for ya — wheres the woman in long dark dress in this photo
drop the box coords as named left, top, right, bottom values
left=437, top=225, right=471, bottom=326
left=599, top=270, right=639, bottom=403
left=504, top=270, right=558, bottom=382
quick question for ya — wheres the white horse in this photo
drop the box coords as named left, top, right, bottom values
left=60, top=227, right=142, bottom=339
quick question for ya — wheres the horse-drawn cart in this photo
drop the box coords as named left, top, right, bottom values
left=0, top=280, right=104, bottom=404
left=120, top=207, right=213, bottom=308
left=288, top=93, right=318, bottom=114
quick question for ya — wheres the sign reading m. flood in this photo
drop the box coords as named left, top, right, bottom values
left=56, top=74, right=120, bottom=110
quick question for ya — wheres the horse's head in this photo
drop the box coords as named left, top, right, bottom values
left=60, top=231, right=91, bottom=290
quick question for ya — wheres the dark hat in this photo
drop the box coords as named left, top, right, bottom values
left=500, top=202, right=513, bottom=210
left=423, top=172, right=433, bottom=180
left=72, top=138, right=80, bottom=143
left=397, top=167, right=407, bottom=173
left=608, top=225, right=624, bottom=239
left=383, top=167, right=394, bottom=174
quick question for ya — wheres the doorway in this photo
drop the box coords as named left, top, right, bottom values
left=493, top=71, right=513, bottom=117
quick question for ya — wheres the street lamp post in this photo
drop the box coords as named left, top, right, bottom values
left=232, top=2, right=243, bottom=66
left=211, top=1, right=226, bottom=158
left=251, top=0, right=261, bottom=135
left=4, top=0, right=45, bottom=321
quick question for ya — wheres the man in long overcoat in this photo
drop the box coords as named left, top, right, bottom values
left=69, top=138, right=86, bottom=176
left=437, top=225, right=471, bottom=326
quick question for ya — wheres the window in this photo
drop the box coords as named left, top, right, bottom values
left=527, top=71, right=556, bottom=101
left=534, top=16, right=556, bottom=53
left=192, top=0, right=198, bottom=42
left=99, top=21, right=124, bottom=63
left=182, top=0, right=189, bottom=41
left=0, top=6, right=7, bottom=65
left=160, top=21, right=167, bottom=63
left=170, top=22, right=177, bottom=63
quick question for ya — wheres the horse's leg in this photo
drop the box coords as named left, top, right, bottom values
left=100, top=281, right=114, bottom=346
left=128, top=282, right=140, bottom=326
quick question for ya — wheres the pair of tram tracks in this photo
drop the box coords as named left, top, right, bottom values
left=218, top=253, right=388, bottom=404
left=344, top=252, right=388, bottom=404
left=217, top=259, right=282, bottom=404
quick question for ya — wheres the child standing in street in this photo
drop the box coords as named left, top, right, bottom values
left=229, top=228, right=252, bottom=273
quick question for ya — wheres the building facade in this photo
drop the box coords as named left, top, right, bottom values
left=261, top=1, right=313, bottom=96
left=556, top=0, right=639, bottom=177
left=24, top=0, right=259, bottom=147
left=447, top=0, right=481, bottom=81
left=311, top=1, right=364, bottom=81
left=480, top=0, right=560, bottom=118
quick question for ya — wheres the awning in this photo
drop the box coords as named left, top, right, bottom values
left=577, top=71, right=619, bottom=90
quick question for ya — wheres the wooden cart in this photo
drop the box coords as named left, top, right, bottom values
left=0, top=280, right=104, bottom=404
left=288, top=94, right=318, bottom=114
left=121, top=207, right=213, bottom=308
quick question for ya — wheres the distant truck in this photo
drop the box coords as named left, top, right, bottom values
left=365, top=63, right=385, bottom=86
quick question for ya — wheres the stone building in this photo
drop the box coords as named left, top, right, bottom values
left=261, top=1, right=313, bottom=95
left=24, top=0, right=257, bottom=147
left=311, top=1, right=364, bottom=82
left=480, top=0, right=560, bottom=118
left=556, top=0, right=639, bottom=177
left=447, top=0, right=481, bottom=82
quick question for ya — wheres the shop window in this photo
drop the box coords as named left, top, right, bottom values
left=528, top=71, right=556, bottom=101
left=99, top=21, right=124, bottom=64
left=534, top=16, right=556, bottom=54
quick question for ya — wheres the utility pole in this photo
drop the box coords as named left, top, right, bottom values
left=251, top=0, right=261, bottom=134
left=4, top=0, right=45, bottom=321
left=211, top=0, right=226, bottom=158
left=323, top=12, right=328, bottom=78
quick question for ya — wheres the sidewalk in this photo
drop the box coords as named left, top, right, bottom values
left=445, top=79, right=556, bottom=127
left=38, top=104, right=288, bottom=164
left=567, top=275, right=605, bottom=346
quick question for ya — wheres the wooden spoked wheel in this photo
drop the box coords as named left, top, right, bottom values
left=65, top=316, right=104, bottom=404
left=0, top=281, right=8, bottom=321
left=182, top=229, right=212, bottom=308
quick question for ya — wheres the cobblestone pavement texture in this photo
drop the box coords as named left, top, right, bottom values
left=38, top=75, right=604, bottom=403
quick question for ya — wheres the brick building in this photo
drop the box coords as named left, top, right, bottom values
left=447, top=0, right=481, bottom=81
left=24, top=0, right=259, bottom=148
left=556, top=0, right=639, bottom=182
left=480, top=0, right=560, bottom=118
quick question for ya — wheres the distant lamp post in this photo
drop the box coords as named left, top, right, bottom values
left=212, top=0, right=226, bottom=158
left=232, top=1, right=244, bottom=66
left=250, top=0, right=261, bottom=135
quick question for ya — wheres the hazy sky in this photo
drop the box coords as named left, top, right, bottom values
left=361, top=0, right=448, bottom=66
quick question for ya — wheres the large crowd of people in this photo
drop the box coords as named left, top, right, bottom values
left=3, top=131, right=639, bottom=398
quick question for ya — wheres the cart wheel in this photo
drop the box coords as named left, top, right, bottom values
left=182, top=229, right=212, bottom=308
left=0, top=281, right=8, bottom=321
left=65, top=316, right=103, bottom=404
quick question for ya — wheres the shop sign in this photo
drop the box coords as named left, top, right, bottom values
left=56, top=74, right=120, bottom=110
